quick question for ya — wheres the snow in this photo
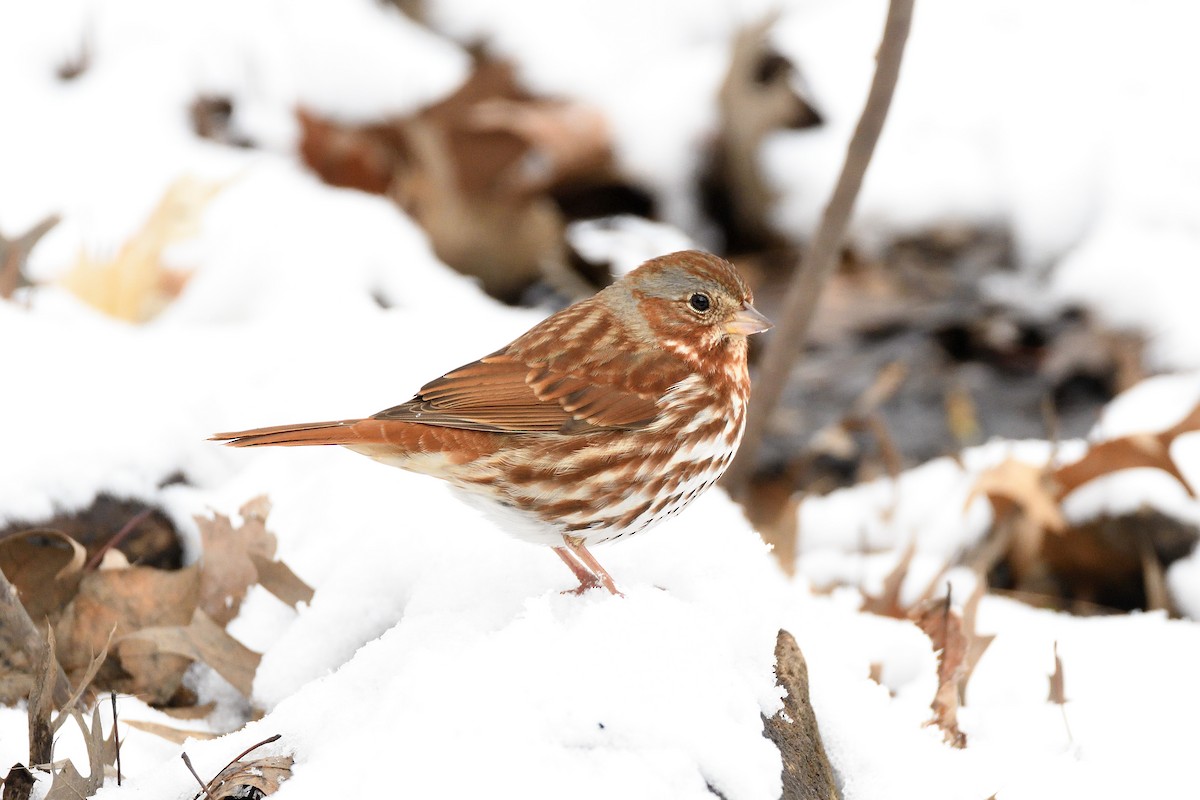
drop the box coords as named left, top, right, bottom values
left=2, top=0, right=1200, bottom=799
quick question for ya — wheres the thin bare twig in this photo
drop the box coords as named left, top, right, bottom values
left=85, top=508, right=153, bottom=570
left=111, top=691, right=122, bottom=786
left=723, top=0, right=916, bottom=495
left=187, top=734, right=282, bottom=800
left=181, top=752, right=216, bottom=800
left=222, top=734, right=281, bottom=771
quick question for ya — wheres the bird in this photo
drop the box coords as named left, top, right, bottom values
left=212, top=250, right=771, bottom=595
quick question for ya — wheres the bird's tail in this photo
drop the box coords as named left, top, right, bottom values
left=211, top=419, right=380, bottom=448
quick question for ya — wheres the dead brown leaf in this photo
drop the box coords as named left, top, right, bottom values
left=249, top=553, right=314, bottom=609
left=1048, top=641, right=1066, bottom=704
left=0, top=495, right=183, bottom=571
left=55, top=565, right=199, bottom=695
left=196, top=497, right=313, bottom=619
left=970, top=458, right=1065, bottom=534
left=467, top=97, right=612, bottom=193
left=0, top=530, right=87, bottom=622
left=196, top=503, right=276, bottom=627
left=4, top=628, right=116, bottom=800
left=297, top=109, right=402, bottom=195
left=972, top=402, right=1200, bottom=612
left=120, top=609, right=260, bottom=699
left=299, top=59, right=603, bottom=302
left=206, top=758, right=292, bottom=800
left=183, top=736, right=292, bottom=800
left=43, top=760, right=93, bottom=800
left=911, top=595, right=967, bottom=748
left=123, top=719, right=219, bottom=745
left=51, top=637, right=111, bottom=734
left=33, top=706, right=119, bottom=800
left=205, top=754, right=293, bottom=799
left=158, top=702, right=217, bottom=721
left=1056, top=400, right=1200, bottom=500
left=0, top=215, right=59, bottom=300
left=860, top=540, right=916, bottom=618
left=1058, top=436, right=1193, bottom=499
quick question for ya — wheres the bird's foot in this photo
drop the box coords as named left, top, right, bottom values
left=561, top=576, right=624, bottom=597
left=554, top=543, right=623, bottom=596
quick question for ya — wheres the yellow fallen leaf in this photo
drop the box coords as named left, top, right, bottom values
left=60, top=175, right=227, bottom=322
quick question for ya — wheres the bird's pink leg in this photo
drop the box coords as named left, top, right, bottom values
left=553, top=546, right=603, bottom=593
left=561, top=537, right=621, bottom=596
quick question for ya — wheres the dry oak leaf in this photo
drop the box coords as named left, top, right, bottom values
left=196, top=501, right=276, bottom=627
left=54, top=564, right=199, bottom=695
left=1053, top=399, right=1200, bottom=501
left=196, top=496, right=313, bottom=623
left=119, top=608, right=261, bottom=699
left=44, top=706, right=119, bottom=799
left=205, top=754, right=293, bottom=799
left=911, top=596, right=967, bottom=748
left=968, top=457, right=1065, bottom=533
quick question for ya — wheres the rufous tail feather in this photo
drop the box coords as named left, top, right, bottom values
left=211, top=420, right=376, bottom=447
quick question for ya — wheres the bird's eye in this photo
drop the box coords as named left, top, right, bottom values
left=688, top=293, right=711, bottom=313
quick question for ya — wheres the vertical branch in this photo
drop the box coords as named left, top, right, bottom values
left=723, top=0, right=916, bottom=495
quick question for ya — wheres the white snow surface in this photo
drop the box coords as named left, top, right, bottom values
left=1, top=1, right=1199, bottom=799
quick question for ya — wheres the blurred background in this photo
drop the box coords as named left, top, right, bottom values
left=3, top=1, right=1200, bottom=797
left=6, top=0, right=1199, bottom=608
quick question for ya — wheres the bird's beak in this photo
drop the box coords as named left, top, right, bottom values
left=724, top=303, right=773, bottom=336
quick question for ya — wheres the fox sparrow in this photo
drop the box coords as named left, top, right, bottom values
left=213, top=250, right=771, bottom=594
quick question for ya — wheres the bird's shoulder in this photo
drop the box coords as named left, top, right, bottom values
left=374, top=297, right=693, bottom=434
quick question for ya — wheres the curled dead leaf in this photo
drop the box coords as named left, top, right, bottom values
left=911, top=595, right=968, bottom=748
left=183, top=735, right=292, bottom=800
left=0, top=530, right=87, bottom=622
left=206, top=754, right=293, bottom=799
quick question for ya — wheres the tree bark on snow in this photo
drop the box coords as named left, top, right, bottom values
left=762, top=629, right=841, bottom=800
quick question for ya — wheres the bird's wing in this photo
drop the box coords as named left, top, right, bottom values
left=373, top=303, right=691, bottom=434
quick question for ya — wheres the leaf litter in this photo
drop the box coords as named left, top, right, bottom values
left=0, top=495, right=309, bottom=798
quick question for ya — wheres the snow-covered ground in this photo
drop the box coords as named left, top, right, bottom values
left=2, top=1, right=1199, bottom=798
